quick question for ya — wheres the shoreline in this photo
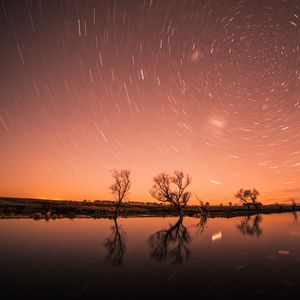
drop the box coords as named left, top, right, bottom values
left=1, top=197, right=299, bottom=220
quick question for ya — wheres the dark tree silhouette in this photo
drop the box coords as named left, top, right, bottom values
left=195, top=213, right=208, bottom=234
left=109, top=169, right=131, bottom=217
left=104, top=217, right=126, bottom=266
left=194, top=193, right=208, bottom=216
left=235, top=188, right=260, bottom=210
left=289, top=198, right=298, bottom=222
left=237, top=214, right=263, bottom=237
left=150, top=171, right=191, bottom=215
left=290, top=197, right=296, bottom=211
left=148, top=216, right=191, bottom=264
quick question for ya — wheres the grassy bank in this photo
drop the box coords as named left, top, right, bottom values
left=0, top=197, right=299, bottom=220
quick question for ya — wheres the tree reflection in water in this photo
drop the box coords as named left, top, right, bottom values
left=237, top=214, right=263, bottom=237
left=292, top=211, right=298, bottom=223
left=104, top=217, right=126, bottom=266
left=194, top=213, right=208, bottom=235
left=148, top=216, right=191, bottom=265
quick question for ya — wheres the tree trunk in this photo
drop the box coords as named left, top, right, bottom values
left=253, top=201, right=258, bottom=211
left=114, top=201, right=121, bottom=218
left=177, top=205, right=183, bottom=216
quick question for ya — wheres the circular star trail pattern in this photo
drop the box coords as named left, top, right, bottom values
left=1, top=0, right=300, bottom=203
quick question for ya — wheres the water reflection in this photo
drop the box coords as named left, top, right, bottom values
left=1, top=213, right=300, bottom=298
left=237, top=214, right=263, bottom=237
left=104, top=217, right=126, bottom=266
left=148, top=216, right=191, bottom=265
left=194, top=213, right=208, bottom=235
left=291, top=211, right=298, bottom=223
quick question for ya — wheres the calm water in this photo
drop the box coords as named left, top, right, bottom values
left=1, top=213, right=300, bottom=299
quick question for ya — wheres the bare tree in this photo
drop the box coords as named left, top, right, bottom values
left=248, top=188, right=260, bottom=210
left=194, top=193, right=208, bottom=216
left=235, top=189, right=250, bottom=209
left=290, top=197, right=296, bottom=211
left=235, top=188, right=260, bottom=210
left=150, top=171, right=191, bottom=215
left=109, top=169, right=131, bottom=216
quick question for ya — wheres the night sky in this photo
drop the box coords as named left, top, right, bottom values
left=1, top=0, right=300, bottom=204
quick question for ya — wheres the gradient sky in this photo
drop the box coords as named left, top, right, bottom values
left=1, top=0, right=300, bottom=204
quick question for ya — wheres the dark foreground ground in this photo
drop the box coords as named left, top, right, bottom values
left=0, top=197, right=298, bottom=219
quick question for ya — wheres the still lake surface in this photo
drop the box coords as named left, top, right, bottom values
left=1, top=212, right=300, bottom=299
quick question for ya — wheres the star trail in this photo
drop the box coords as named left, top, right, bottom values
left=1, top=0, right=300, bottom=204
